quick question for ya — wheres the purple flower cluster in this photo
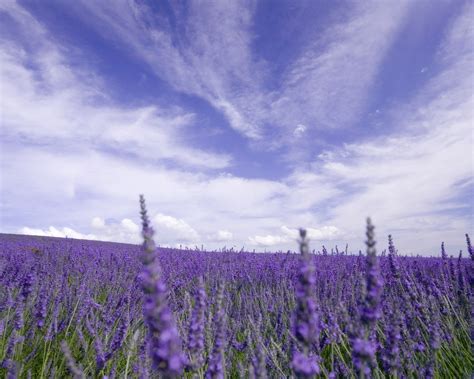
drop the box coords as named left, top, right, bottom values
left=352, top=218, right=383, bottom=377
left=291, top=229, right=321, bottom=378
left=205, top=284, right=226, bottom=379
left=138, top=195, right=186, bottom=377
left=187, top=276, right=207, bottom=370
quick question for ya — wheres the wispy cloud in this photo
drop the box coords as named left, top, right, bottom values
left=71, top=0, right=266, bottom=139
left=269, top=1, right=411, bottom=136
left=0, top=1, right=231, bottom=169
left=69, top=0, right=411, bottom=149
left=304, top=3, right=474, bottom=252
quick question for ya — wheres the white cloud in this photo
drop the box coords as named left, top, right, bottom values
left=21, top=217, right=142, bottom=244
left=249, top=225, right=341, bottom=247
left=152, top=213, right=199, bottom=243
left=0, top=2, right=231, bottom=170
left=248, top=234, right=287, bottom=247
left=215, top=230, right=233, bottom=242
left=281, top=225, right=341, bottom=240
left=121, top=218, right=140, bottom=233
left=306, top=4, right=474, bottom=253
left=66, top=0, right=412, bottom=151
left=68, top=0, right=265, bottom=139
left=19, top=226, right=97, bottom=240
left=91, top=217, right=105, bottom=229
left=268, top=2, right=412, bottom=145
left=293, top=124, right=307, bottom=137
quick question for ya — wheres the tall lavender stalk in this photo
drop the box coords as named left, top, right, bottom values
left=381, top=310, right=401, bottom=376
left=291, top=229, right=321, bottom=378
left=352, top=218, right=383, bottom=378
left=441, top=242, right=448, bottom=260
left=139, top=195, right=186, bottom=377
left=388, top=235, right=400, bottom=279
left=466, top=233, right=473, bottom=260
left=61, top=341, right=85, bottom=379
left=206, top=283, right=226, bottom=379
left=187, top=276, right=207, bottom=371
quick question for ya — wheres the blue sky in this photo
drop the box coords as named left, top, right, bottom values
left=0, top=0, right=472, bottom=254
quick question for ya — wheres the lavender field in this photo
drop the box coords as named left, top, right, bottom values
left=0, top=198, right=472, bottom=378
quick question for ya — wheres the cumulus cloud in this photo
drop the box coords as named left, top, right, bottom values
left=91, top=217, right=105, bottom=229
left=248, top=234, right=287, bottom=247
left=215, top=230, right=233, bottom=242
left=152, top=214, right=199, bottom=243
left=19, top=226, right=97, bottom=240
left=20, top=219, right=142, bottom=244
left=249, top=225, right=341, bottom=247
left=281, top=225, right=341, bottom=240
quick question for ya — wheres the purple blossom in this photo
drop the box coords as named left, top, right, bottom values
left=292, top=351, right=320, bottom=378
left=466, top=233, right=473, bottom=260
left=61, top=341, right=85, bottom=379
left=441, top=242, right=447, bottom=260
left=187, top=276, right=207, bottom=370
left=206, top=284, right=226, bottom=379
left=352, top=218, right=382, bottom=377
left=35, top=287, right=47, bottom=329
left=388, top=235, right=400, bottom=279
left=291, top=229, right=321, bottom=378
left=139, top=195, right=186, bottom=377
left=381, top=312, right=402, bottom=375
left=106, top=315, right=129, bottom=361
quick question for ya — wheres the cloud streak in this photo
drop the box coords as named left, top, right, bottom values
left=0, top=1, right=231, bottom=169
left=68, top=0, right=412, bottom=149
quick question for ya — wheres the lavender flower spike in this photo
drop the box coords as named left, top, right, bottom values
left=361, top=219, right=383, bottom=326
left=352, top=218, right=383, bottom=377
left=441, top=242, right=447, bottom=260
left=466, top=233, right=473, bottom=260
left=139, top=195, right=186, bottom=377
left=187, top=276, right=207, bottom=370
left=206, top=284, right=226, bottom=379
left=61, top=341, right=85, bottom=379
left=291, top=228, right=321, bottom=378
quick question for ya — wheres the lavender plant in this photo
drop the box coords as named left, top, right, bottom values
left=138, top=195, right=186, bottom=377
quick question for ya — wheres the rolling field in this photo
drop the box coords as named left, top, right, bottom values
left=0, top=202, right=472, bottom=378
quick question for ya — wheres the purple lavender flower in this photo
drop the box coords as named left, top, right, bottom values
left=94, top=333, right=106, bottom=372
left=441, top=242, right=447, bottom=260
left=292, top=351, right=320, bottom=378
left=106, top=315, right=129, bottom=361
left=35, top=287, right=47, bottom=329
left=21, top=272, right=34, bottom=299
left=352, top=218, right=383, bottom=377
left=291, top=229, right=321, bottom=378
left=249, top=318, right=268, bottom=379
left=388, top=235, right=400, bottom=279
left=381, top=311, right=401, bottom=375
left=466, top=233, right=473, bottom=260
left=206, top=284, right=226, bottom=379
left=424, top=302, right=441, bottom=379
left=361, top=220, right=383, bottom=326
left=139, top=195, right=186, bottom=377
left=187, top=276, right=207, bottom=370
left=61, top=341, right=85, bottom=379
